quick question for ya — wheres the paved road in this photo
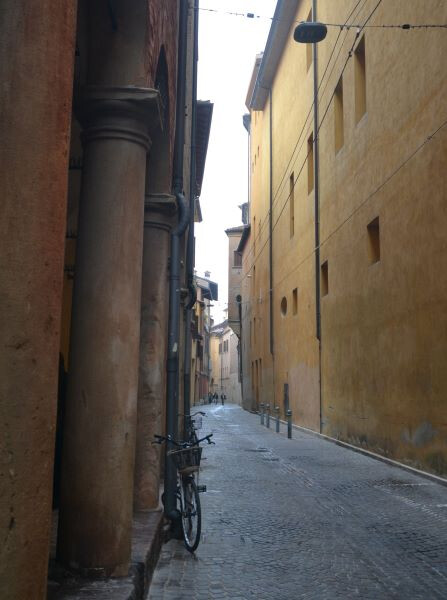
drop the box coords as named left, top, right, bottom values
left=149, top=405, right=447, bottom=600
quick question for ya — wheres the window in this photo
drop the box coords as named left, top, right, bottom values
left=355, top=36, right=366, bottom=123
left=280, top=296, right=288, bottom=316
left=307, top=134, right=314, bottom=194
left=224, top=340, right=229, bottom=352
left=253, top=216, right=256, bottom=255
left=219, top=342, right=222, bottom=354
left=233, top=251, right=242, bottom=267
left=367, top=217, right=380, bottom=264
left=292, top=288, right=298, bottom=315
left=306, top=9, right=313, bottom=72
left=334, top=76, right=344, bottom=152
left=321, top=261, right=329, bottom=296
left=253, top=317, right=256, bottom=343
left=289, top=172, right=295, bottom=238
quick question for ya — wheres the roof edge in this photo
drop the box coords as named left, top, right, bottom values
left=248, top=0, right=300, bottom=110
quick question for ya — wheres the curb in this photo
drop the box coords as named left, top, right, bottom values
left=257, top=413, right=447, bottom=488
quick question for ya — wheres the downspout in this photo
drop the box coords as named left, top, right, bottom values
left=269, top=89, right=274, bottom=356
left=183, top=0, right=199, bottom=428
left=165, top=0, right=189, bottom=522
left=237, top=296, right=243, bottom=394
left=312, top=0, right=322, bottom=432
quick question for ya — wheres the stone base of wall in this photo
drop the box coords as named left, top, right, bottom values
left=48, top=510, right=164, bottom=599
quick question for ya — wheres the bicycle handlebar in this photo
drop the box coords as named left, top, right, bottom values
left=152, top=433, right=214, bottom=447
left=178, top=411, right=206, bottom=418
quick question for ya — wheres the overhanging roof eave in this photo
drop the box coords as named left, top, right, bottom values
left=248, top=0, right=300, bottom=110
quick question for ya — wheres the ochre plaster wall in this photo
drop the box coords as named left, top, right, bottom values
left=317, top=0, right=447, bottom=475
left=0, top=2, right=77, bottom=597
left=227, top=230, right=243, bottom=336
left=244, top=0, right=447, bottom=475
left=270, top=0, right=320, bottom=428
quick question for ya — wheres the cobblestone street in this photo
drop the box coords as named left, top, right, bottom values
left=149, top=405, right=447, bottom=600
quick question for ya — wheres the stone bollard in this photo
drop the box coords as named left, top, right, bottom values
left=275, top=406, right=280, bottom=433
left=286, top=409, right=292, bottom=439
left=266, top=404, right=270, bottom=429
left=260, top=403, right=265, bottom=426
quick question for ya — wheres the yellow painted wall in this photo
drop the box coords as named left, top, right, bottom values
left=243, top=0, right=447, bottom=475
left=226, top=229, right=243, bottom=336
left=245, top=102, right=275, bottom=411
left=270, top=0, right=320, bottom=429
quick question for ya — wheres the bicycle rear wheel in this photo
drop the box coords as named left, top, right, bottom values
left=179, top=476, right=201, bottom=552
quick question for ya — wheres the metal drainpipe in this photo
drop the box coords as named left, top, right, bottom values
left=269, top=89, right=274, bottom=357
left=183, top=0, right=199, bottom=429
left=312, top=0, right=323, bottom=432
left=165, top=0, right=189, bottom=522
left=237, top=297, right=243, bottom=392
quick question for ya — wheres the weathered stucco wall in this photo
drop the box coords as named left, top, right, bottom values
left=0, top=2, right=77, bottom=597
left=243, top=0, right=447, bottom=476
left=246, top=104, right=275, bottom=412
left=317, top=0, right=447, bottom=475
left=270, top=0, right=320, bottom=428
left=226, top=228, right=244, bottom=337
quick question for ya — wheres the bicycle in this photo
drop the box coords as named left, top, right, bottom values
left=153, top=432, right=214, bottom=553
left=179, top=410, right=206, bottom=445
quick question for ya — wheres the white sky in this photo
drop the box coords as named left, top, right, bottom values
left=195, top=1, right=277, bottom=324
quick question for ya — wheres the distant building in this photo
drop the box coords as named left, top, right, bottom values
left=210, top=319, right=242, bottom=405
left=191, top=275, right=218, bottom=405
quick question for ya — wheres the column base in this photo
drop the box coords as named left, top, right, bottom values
left=48, top=511, right=164, bottom=596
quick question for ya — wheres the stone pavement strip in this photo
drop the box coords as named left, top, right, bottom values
left=149, top=405, right=447, bottom=600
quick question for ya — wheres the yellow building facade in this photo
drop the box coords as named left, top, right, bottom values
left=242, top=0, right=447, bottom=476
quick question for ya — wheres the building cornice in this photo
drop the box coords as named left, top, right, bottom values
left=247, top=0, right=300, bottom=110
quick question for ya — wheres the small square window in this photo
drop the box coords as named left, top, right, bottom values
left=289, top=173, right=295, bottom=238
left=334, top=76, right=344, bottom=153
left=308, top=134, right=314, bottom=194
left=355, top=36, right=367, bottom=123
left=367, top=217, right=380, bottom=264
left=321, top=261, right=329, bottom=296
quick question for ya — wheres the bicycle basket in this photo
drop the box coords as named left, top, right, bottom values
left=192, top=416, right=202, bottom=430
left=168, top=446, right=202, bottom=473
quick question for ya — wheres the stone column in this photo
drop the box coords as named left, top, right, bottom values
left=57, top=87, right=158, bottom=576
left=0, top=3, right=77, bottom=598
left=134, top=195, right=175, bottom=510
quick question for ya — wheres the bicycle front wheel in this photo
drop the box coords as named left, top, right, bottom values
left=179, top=477, right=201, bottom=553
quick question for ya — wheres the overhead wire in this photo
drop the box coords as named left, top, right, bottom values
left=197, top=5, right=447, bottom=29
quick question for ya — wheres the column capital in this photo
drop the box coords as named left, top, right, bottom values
left=78, top=86, right=162, bottom=152
left=144, top=193, right=176, bottom=230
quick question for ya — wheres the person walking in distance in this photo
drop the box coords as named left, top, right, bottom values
left=221, top=393, right=225, bottom=406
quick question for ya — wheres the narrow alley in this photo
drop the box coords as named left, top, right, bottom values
left=150, top=405, right=447, bottom=600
